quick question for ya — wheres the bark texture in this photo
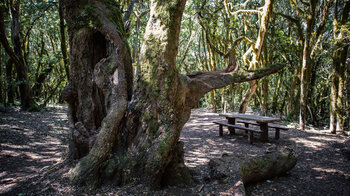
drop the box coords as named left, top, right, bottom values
left=240, top=148, right=297, bottom=184
left=59, top=0, right=70, bottom=80
left=62, top=0, right=284, bottom=188
left=299, top=0, right=330, bottom=130
left=239, top=0, right=274, bottom=113
left=330, top=0, right=350, bottom=133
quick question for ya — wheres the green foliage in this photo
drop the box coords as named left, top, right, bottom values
left=172, top=0, right=346, bottom=127
left=0, top=0, right=347, bottom=127
left=1, top=0, right=68, bottom=105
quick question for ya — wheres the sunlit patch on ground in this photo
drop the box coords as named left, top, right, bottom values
left=0, top=105, right=68, bottom=195
left=181, top=108, right=350, bottom=195
left=0, top=106, right=349, bottom=195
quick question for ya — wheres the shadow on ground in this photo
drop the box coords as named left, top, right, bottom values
left=0, top=107, right=349, bottom=195
left=0, top=106, right=69, bottom=195
left=180, top=109, right=350, bottom=195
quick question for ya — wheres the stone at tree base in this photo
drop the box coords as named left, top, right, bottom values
left=239, top=148, right=297, bottom=184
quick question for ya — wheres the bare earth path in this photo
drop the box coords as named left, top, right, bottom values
left=0, top=106, right=349, bottom=195
left=0, top=106, right=69, bottom=195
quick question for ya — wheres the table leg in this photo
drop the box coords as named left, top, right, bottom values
left=259, top=122, right=268, bottom=142
left=275, top=128, right=280, bottom=139
left=227, top=117, right=235, bottom=135
left=219, top=125, right=223, bottom=136
left=244, top=123, right=249, bottom=134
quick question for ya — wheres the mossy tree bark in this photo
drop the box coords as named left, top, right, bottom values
left=5, top=59, right=14, bottom=105
left=299, top=0, right=330, bottom=130
left=62, top=0, right=284, bottom=188
left=330, top=0, right=350, bottom=133
left=276, top=12, right=304, bottom=119
left=239, top=0, right=274, bottom=114
left=58, top=0, right=70, bottom=80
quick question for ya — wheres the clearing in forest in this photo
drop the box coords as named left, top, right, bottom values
left=0, top=106, right=349, bottom=195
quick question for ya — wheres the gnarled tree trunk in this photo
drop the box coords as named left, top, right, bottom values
left=62, top=0, right=284, bottom=188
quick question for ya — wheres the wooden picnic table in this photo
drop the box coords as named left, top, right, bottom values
left=219, top=113, right=281, bottom=142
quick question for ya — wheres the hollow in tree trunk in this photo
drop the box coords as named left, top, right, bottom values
left=61, top=0, right=284, bottom=188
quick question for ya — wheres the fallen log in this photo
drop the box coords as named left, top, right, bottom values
left=239, top=147, right=297, bottom=184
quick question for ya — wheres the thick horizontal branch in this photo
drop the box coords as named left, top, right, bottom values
left=187, top=63, right=283, bottom=95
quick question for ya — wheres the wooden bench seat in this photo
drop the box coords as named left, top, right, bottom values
left=213, top=121, right=263, bottom=144
left=236, top=119, right=288, bottom=139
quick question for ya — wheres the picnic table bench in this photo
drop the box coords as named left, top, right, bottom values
left=214, top=113, right=288, bottom=144
left=236, top=120, right=288, bottom=139
left=213, top=121, right=263, bottom=144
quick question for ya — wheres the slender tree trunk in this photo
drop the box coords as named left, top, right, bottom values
left=336, top=73, right=345, bottom=131
left=0, top=2, right=36, bottom=110
left=330, top=0, right=349, bottom=133
left=262, top=77, right=268, bottom=115
left=239, top=80, right=258, bottom=113
left=272, top=72, right=282, bottom=113
left=0, top=44, right=2, bottom=103
left=299, top=0, right=318, bottom=130
left=207, top=38, right=217, bottom=112
left=239, top=0, right=274, bottom=113
left=211, top=91, right=217, bottom=112
left=280, top=90, right=288, bottom=114
left=221, top=88, right=226, bottom=113
left=299, top=39, right=312, bottom=130
left=330, top=71, right=338, bottom=132
left=33, top=34, right=46, bottom=98
left=287, top=54, right=302, bottom=117
left=229, top=84, right=235, bottom=111
left=10, top=1, right=35, bottom=109
left=346, top=61, right=350, bottom=131
left=33, top=65, right=54, bottom=98
left=133, top=17, right=140, bottom=74
left=308, top=62, right=318, bottom=126
left=5, top=59, right=14, bottom=105
left=59, top=0, right=69, bottom=80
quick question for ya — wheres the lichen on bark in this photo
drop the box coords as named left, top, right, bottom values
left=61, top=0, right=284, bottom=189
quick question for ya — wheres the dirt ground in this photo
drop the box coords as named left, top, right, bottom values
left=0, top=106, right=349, bottom=195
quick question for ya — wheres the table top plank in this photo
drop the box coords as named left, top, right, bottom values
left=219, top=113, right=281, bottom=123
